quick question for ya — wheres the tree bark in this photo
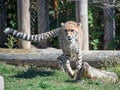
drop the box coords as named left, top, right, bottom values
left=0, top=48, right=120, bottom=68
left=75, top=0, right=89, bottom=50
left=17, top=0, right=31, bottom=49
left=75, top=1, right=80, bottom=23
left=37, top=0, right=49, bottom=48
left=103, top=0, right=115, bottom=49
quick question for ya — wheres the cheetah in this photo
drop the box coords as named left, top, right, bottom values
left=4, top=21, right=83, bottom=80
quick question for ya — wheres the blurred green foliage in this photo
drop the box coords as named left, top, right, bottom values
left=6, top=0, right=17, bottom=29
left=6, top=35, right=17, bottom=48
left=4, top=0, right=17, bottom=48
left=104, top=8, right=120, bottom=50
left=88, top=4, right=104, bottom=50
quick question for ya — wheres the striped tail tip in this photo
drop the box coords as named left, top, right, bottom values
left=3, top=28, right=11, bottom=34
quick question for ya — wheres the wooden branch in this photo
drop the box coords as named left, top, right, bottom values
left=0, top=48, right=120, bottom=68
left=82, top=62, right=118, bottom=83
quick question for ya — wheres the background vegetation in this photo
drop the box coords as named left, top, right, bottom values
left=2, top=0, right=120, bottom=49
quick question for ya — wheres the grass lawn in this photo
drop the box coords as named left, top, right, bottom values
left=0, top=62, right=120, bottom=90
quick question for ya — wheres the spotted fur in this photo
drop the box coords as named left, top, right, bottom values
left=4, top=21, right=83, bottom=80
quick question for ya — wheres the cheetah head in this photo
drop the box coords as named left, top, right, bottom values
left=61, top=21, right=82, bottom=42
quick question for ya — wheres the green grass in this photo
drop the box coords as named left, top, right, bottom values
left=0, top=62, right=120, bottom=90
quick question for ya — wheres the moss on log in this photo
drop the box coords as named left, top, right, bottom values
left=0, top=48, right=120, bottom=68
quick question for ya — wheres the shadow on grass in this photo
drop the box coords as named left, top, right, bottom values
left=12, top=68, right=54, bottom=79
left=65, top=79, right=80, bottom=83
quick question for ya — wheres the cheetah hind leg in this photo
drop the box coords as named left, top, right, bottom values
left=76, top=54, right=83, bottom=81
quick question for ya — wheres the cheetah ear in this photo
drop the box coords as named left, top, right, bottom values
left=61, top=22, right=64, bottom=27
left=77, top=23, right=82, bottom=27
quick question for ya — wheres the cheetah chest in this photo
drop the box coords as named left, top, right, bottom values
left=68, top=42, right=79, bottom=53
left=66, top=41, right=80, bottom=60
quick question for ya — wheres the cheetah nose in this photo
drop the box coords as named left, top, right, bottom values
left=68, top=36, right=70, bottom=38
left=68, top=36, right=71, bottom=40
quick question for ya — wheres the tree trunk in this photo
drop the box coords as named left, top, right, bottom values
left=17, top=0, right=31, bottom=49
left=75, top=1, right=80, bottom=23
left=75, top=0, right=89, bottom=50
left=37, top=0, right=49, bottom=48
left=0, top=0, right=7, bottom=48
left=103, top=0, right=115, bottom=49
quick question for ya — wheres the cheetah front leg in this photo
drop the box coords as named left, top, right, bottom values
left=57, top=54, right=75, bottom=78
left=57, top=55, right=65, bottom=72
left=75, top=52, right=83, bottom=80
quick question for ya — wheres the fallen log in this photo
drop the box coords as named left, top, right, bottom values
left=82, top=62, right=118, bottom=83
left=0, top=48, right=120, bottom=68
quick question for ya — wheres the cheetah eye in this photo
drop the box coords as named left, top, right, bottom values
left=70, top=30, right=74, bottom=32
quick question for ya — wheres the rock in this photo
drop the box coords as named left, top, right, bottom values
left=0, top=76, right=4, bottom=90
